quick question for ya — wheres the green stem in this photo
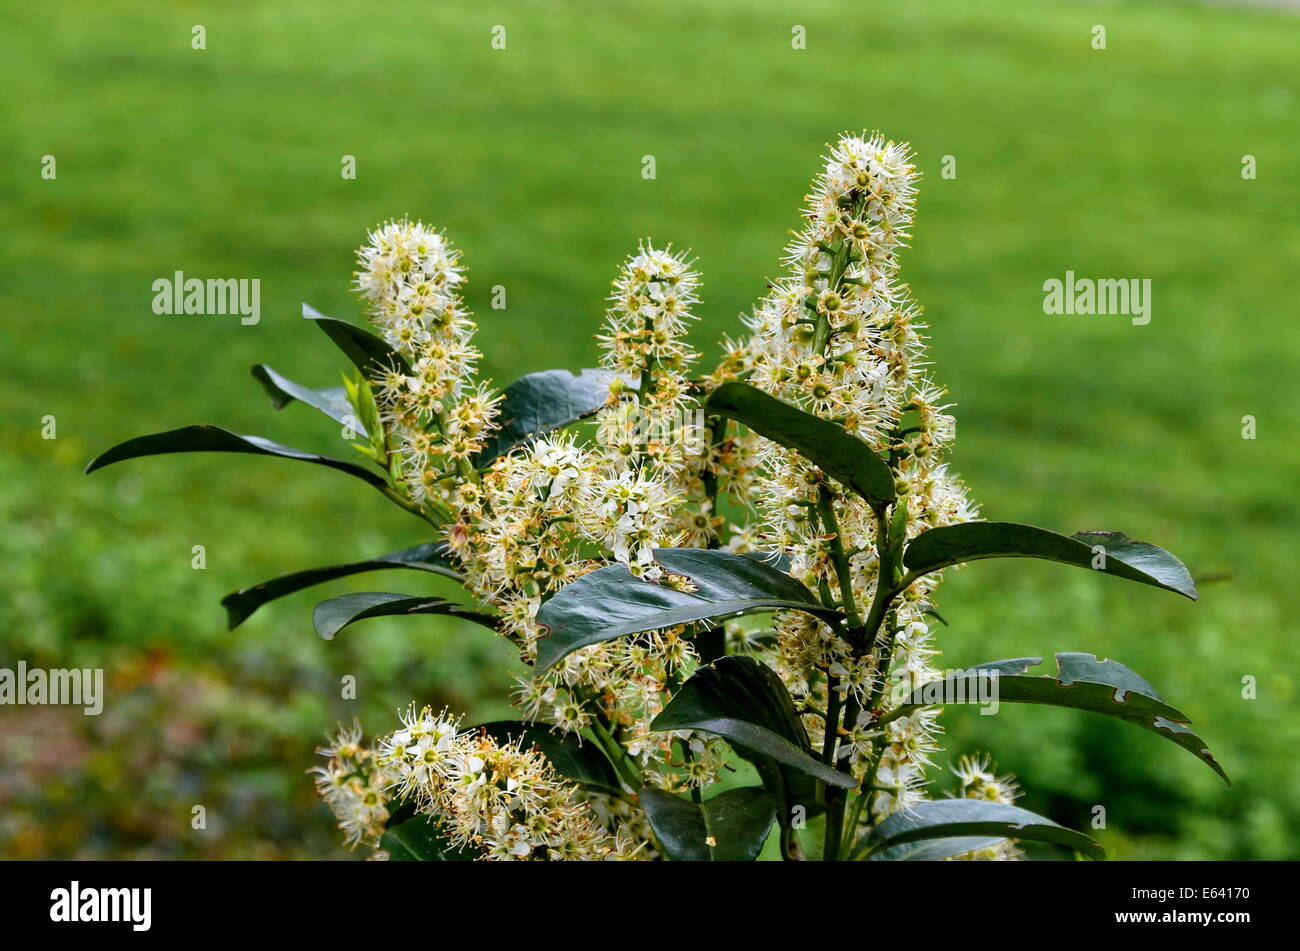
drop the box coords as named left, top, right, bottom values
left=823, top=791, right=844, bottom=862
left=811, top=194, right=867, bottom=353
left=780, top=820, right=800, bottom=862
left=892, top=569, right=925, bottom=597
left=381, top=486, right=445, bottom=528
left=861, top=608, right=899, bottom=718
left=817, top=485, right=864, bottom=631
left=814, top=482, right=860, bottom=862
left=700, top=415, right=728, bottom=549
left=821, top=676, right=843, bottom=765
left=820, top=674, right=845, bottom=861
left=806, top=189, right=885, bottom=860
left=589, top=715, right=642, bottom=792
left=836, top=509, right=902, bottom=850
left=854, top=506, right=895, bottom=652
left=841, top=786, right=870, bottom=857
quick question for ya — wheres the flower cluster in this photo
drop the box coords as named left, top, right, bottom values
left=726, top=133, right=988, bottom=821
left=441, top=246, right=713, bottom=789
left=309, top=721, right=392, bottom=849
left=584, top=468, right=679, bottom=578
left=354, top=219, right=501, bottom=509
left=311, top=139, right=1025, bottom=860
left=594, top=244, right=701, bottom=474
left=452, top=433, right=595, bottom=655
left=438, top=433, right=695, bottom=795
left=317, top=708, right=639, bottom=860
left=947, top=755, right=1025, bottom=860
left=526, top=622, right=725, bottom=793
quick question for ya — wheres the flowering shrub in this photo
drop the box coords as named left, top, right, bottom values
left=90, top=133, right=1227, bottom=861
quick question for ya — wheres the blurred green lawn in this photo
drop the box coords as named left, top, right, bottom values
left=2, top=0, right=1297, bottom=859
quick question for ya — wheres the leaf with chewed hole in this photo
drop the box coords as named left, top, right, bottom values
left=893, top=653, right=1228, bottom=784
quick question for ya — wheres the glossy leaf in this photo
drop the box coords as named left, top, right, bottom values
left=311, top=592, right=498, bottom=640
left=534, top=548, right=842, bottom=672
left=222, top=543, right=463, bottom=630
left=476, top=721, right=622, bottom=795
left=902, top=522, right=1197, bottom=600
left=473, top=368, right=618, bottom=467
left=85, top=425, right=389, bottom=492
left=895, top=653, right=1228, bottom=784
left=651, top=655, right=856, bottom=790
left=303, top=303, right=410, bottom=377
left=251, top=364, right=352, bottom=426
left=702, top=381, right=895, bottom=505
left=381, top=813, right=473, bottom=861
left=639, top=786, right=776, bottom=861
left=869, top=835, right=1006, bottom=862
left=860, top=799, right=1104, bottom=861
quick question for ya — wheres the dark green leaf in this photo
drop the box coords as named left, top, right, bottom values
left=702, top=381, right=895, bottom=505
left=691, top=625, right=727, bottom=665
left=896, top=653, right=1228, bottom=784
left=650, top=655, right=855, bottom=790
left=475, top=721, right=622, bottom=795
left=902, top=522, right=1197, bottom=600
left=251, top=364, right=352, bottom=426
left=534, top=548, right=842, bottom=672
left=639, top=786, right=775, bottom=861
left=222, top=542, right=463, bottom=630
left=473, top=368, right=618, bottom=467
left=860, top=799, right=1104, bottom=860
left=870, top=836, right=1005, bottom=862
left=312, top=592, right=498, bottom=640
left=303, top=303, right=410, bottom=377
left=85, top=424, right=389, bottom=492
left=381, top=813, right=473, bottom=861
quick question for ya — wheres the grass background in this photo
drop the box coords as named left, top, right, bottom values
left=2, top=0, right=1297, bottom=859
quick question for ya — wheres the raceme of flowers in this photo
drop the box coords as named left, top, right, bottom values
left=735, top=135, right=976, bottom=819
left=315, top=134, right=1019, bottom=860
left=312, top=710, right=640, bottom=859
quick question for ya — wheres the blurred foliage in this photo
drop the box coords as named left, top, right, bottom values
left=1, top=0, right=1297, bottom=858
